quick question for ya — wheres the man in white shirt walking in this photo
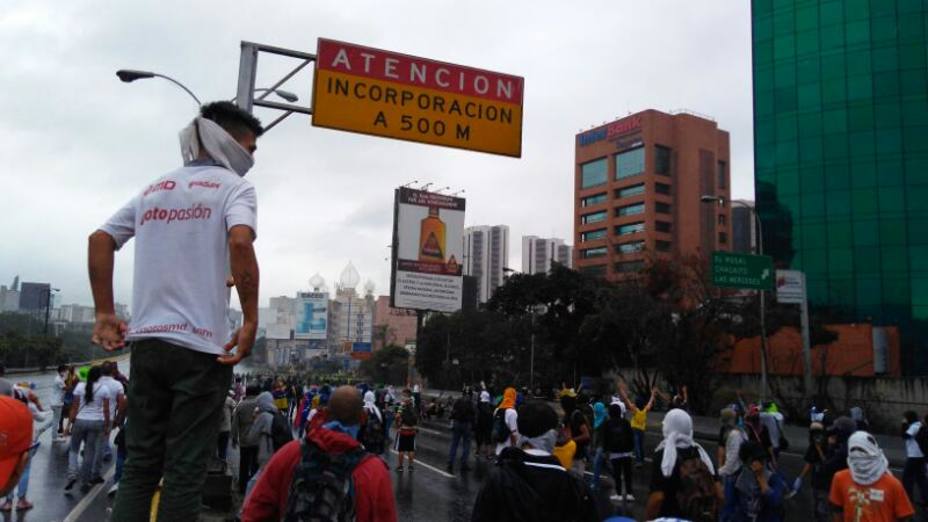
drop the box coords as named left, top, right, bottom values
left=88, top=101, right=263, bottom=522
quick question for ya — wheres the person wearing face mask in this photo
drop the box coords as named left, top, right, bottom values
left=792, top=422, right=831, bottom=521
left=471, top=400, right=598, bottom=521
left=722, top=441, right=787, bottom=522
left=829, top=431, right=914, bottom=522
left=89, top=101, right=264, bottom=522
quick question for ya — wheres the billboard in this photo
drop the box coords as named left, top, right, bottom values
left=312, top=38, right=524, bottom=157
left=775, top=270, right=806, bottom=304
left=294, top=292, right=328, bottom=340
left=351, top=342, right=373, bottom=361
left=390, top=187, right=465, bottom=313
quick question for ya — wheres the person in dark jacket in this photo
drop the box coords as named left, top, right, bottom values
left=722, top=441, right=787, bottom=522
left=471, top=400, right=598, bottom=522
left=447, top=390, right=475, bottom=474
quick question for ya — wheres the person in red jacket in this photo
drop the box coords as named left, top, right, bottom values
left=241, top=385, right=397, bottom=522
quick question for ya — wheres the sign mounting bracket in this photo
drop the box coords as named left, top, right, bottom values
left=235, top=41, right=316, bottom=132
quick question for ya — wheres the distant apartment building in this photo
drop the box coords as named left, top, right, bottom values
left=574, top=109, right=732, bottom=280
left=463, top=225, right=510, bottom=303
left=373, top=296, right=417, bottom=351
left=18, top=282, right=50, bottom=311
left=731, top=202, right=757, bottom=254
left=522, top=236, right=573, bottom=275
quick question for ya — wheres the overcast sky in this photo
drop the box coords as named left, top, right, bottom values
left=0, top=1, right=753, bottom=310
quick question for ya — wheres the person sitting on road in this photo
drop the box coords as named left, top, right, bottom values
left=829, top=431, right=914, bottom=522
left=645, top=408, right=722, bottom=522
left=471, top=400, right=599, bottom=521
left=240, top=386, right=397, bottom=522
left=722, top=440, right=787, bottom=522
left=0, top=397, right=33, bottom=499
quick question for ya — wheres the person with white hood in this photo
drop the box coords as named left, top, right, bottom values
left=829, top=431, right=914, bottom=522
left=645, top=408, right=722, bottom=522
left=359, top=390, right=386, bottom=454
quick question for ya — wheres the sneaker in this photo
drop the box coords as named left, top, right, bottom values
left=64, top=478, right=77, bottom=491
left=108, top=483, right=119, bottom=496
left=625, top=493, right=636, bottom=502
left=609, top=494, right=622, bottom=502
left=0, top=501, right=12, bottom=512
left=396, top=466, right=404, bottom=473
left=15, top=499, right=33, bottom=511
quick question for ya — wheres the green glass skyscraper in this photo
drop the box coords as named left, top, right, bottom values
left=752, top=0, right=928, bottom=372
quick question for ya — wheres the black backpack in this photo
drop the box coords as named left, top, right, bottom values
left=603, top=416, right=634, bottom=453
left=271, top=411, right=294, bottom=451
left=283, top=439, right=369, bottom=522
left=675, top=453, right=719, bottom=522
left=360, top=410, right=386, bottom=455
left=492, top=408, right=512, bottom=444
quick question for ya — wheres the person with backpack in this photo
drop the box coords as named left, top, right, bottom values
left=830, top=431, right=914, bottom=522
left=447, top=389, right=476, bottom=474
left=359, top=391, right=385, bottom=455
left=645, top=408, right=721, bottom=522
left=588, top=401, right=607, bottom=491
left=759, top=401, right=788, bottom=462
left=493, top=387, right=520, bottom=456
left=471, top=400, right=599, bottom=522
left=901, top=410, right=928, bottom=505
left=722, top=440, right=787, bottom=522
left=241, top=386, right=397, bottom=522
left=394, top=390, right=418, bottom=472
left=744, top=405, right=776, bottom=465
left=247, top=391, right=292, bottom=475
left=603, top=402, right=636, bottom=502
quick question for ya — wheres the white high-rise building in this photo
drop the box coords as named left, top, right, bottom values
left=463, top=225, right=510, bottom=303
left=522, top=236, right=574, bottom=275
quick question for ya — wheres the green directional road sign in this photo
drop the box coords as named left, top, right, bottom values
left=711, top=251, right=775, bottom=290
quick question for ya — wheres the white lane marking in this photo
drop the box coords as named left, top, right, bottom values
left=63, top=465, right=116, bottom=522
left=389, top=449, right=455, bottom=478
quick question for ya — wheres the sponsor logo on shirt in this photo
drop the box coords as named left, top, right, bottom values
left=140, top=204, right=213, bottom=226
left=189, top=181, right=221, bottom=190
left=143, top=180, right=176, bottom=197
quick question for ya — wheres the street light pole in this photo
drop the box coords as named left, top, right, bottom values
left=116, top=69, right=202, bottom=105
left=701, top=196, right=770, bottom=402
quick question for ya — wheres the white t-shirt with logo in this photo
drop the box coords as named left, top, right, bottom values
left=100, top=164, right=257, bottom=355
left=73, top=382, right=114, bottom=422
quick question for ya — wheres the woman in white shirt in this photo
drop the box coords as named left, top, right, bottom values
left=65, top=366, right=111, bottom=494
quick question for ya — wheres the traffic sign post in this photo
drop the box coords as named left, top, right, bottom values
left=712, top=251, right=775, bottom=290
left=777, top=270, right=814, bottom=396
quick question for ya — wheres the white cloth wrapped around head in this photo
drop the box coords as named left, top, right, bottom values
left=847, top=431, right=889, bottom=486
left=179, top=117, right=254, bottom=177
left=655, top=408, right=716, bottom=478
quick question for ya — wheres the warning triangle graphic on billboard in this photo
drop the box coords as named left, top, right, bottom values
left=421, top=232, right=444, bottom=260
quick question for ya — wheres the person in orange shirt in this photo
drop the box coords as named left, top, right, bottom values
left=829, top=431, right=914, bottom=522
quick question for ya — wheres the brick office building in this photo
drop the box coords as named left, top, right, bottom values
left=574, top=109, right=732, bottom=279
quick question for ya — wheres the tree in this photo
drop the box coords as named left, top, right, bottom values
left=360, top=344, right=409, bottom=385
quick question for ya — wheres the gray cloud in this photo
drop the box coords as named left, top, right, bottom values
left=0, top=0, right=753, bottom=309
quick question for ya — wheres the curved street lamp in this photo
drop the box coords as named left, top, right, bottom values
left=116, top=69, right=299, bottom=106
left=116, top=69, right=202, bottom=105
